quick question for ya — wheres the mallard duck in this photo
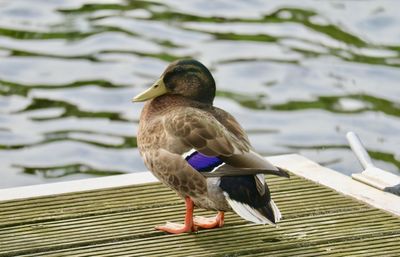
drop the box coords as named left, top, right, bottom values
left=133, top=59, right=289, bottom=234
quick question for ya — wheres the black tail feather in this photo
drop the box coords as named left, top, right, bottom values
left=220, top=175, right=280, bottom=224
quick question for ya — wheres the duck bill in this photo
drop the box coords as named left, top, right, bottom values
left=132, top=78, right=168, bottom=102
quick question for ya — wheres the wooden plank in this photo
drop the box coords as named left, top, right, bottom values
left=347, top=131, right=400, bottom=195
left=13, top=213, right=399, bottom=257
left=0, top=193, right=375, bottom=254
left=0, top=154, right=399, bottom=257
left=269, top=154, right=400, bottom=216
left=0, top=172, right=158, bottom=202
left=352, top=167, right=400, bottom=194
left=0, top=177, right=360, bottom=228
left=241, top=234, right=400, bottom=257
left=1, top=154, right=398, bottom=217
left=1, top=174, right=399, bottom=256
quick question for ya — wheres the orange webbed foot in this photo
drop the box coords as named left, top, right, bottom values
left=194, top=211, right=224, bottom=229
left=155, top=221, right=197, bottom=234
left=155, top=196, right=197, bottom=234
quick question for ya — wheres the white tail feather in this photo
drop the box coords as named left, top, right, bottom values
left=256, top=173, right=265, bottom=186
left=223, top=192, right=276, bottom=225
left=270, top=199, right=281, bottom=222
left=255, top=173, right=265, bottom=195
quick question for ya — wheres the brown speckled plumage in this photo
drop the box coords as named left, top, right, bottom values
left=138, top=95, right=234, bottom=210
left=134, top=59, right=289, bottom=233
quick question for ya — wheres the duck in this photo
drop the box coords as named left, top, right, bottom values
left=132, top=59, right=289, bottom=234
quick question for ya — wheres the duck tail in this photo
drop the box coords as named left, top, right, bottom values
left=224, top=195, right=281, bottom=225
left=220, top=176, right=281, bottom=225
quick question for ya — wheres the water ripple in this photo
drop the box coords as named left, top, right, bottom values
left=0, top=0, right=399, bottom=188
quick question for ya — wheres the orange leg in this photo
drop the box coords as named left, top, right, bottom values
left=155, top=196, right=197, bottom=234
left=194, top=211, right=225, bottom=229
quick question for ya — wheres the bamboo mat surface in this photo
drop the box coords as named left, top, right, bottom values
left=1, top=174, right=399, bottom=257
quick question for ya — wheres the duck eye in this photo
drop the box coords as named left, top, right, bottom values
left=154, top=84, right=159, bottom=88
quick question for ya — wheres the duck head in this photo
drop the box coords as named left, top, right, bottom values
left=132, top=59, right=216, bottom=104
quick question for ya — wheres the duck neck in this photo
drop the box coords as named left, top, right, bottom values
left=154, top=95, right=211, bottom=109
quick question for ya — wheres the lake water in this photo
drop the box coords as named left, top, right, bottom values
left=0, top=0, right=399, bottom=189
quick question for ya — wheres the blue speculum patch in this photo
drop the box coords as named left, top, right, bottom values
left=185, top=151, right=224, bottom=172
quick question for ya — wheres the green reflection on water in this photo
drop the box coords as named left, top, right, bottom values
left=0, top=132, right=137, bottom=150
left=21, top=163, right=124, bottom=178
left=0, top=0, right=399, bottom=184
left=44, top=131, right=138, bottom=148
left=59, top=1, right=159, bottom=14
left=217, top=90, right=400, bottom=118
left=0, top=27, right=97, bottom=40
left=24, top=98, right=123, bottom=120
left=0, top=79, right=120, bottom=94
left=217, top=90, right=267, bottom=110
left=273, top=95, right=400, bottom=117
left=369, top=151, right=400, bottom=170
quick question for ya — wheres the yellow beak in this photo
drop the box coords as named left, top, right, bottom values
left=132, top=78, right=168, bottom=102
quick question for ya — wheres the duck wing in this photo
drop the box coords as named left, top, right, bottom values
left=164, top=107, right=287, bottom=224
left=164, top=107, right=289, bottom=178
left=164, top=107, right=250, bottom=156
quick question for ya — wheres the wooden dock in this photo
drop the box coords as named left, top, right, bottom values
left=1, top=154, right=399, bottom=257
